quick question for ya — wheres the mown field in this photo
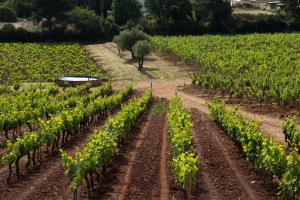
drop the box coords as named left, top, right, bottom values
left=153, top=33, right=300, bottom=107
left=0, top=43, right=105, bottom=84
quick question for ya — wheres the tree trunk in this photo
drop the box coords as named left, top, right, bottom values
left=131, top=51, right=135, bottom=60
left=138, top=57, right=142, bottom=70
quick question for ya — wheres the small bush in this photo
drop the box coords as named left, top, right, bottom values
left=0, top=6, right=17, bottom=22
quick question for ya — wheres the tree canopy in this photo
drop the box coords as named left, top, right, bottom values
left=112, top=0, right=142, bottom=25
left=133, top=40, right=152, bottom=70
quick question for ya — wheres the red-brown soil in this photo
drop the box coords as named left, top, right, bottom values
left=190, top=109, right=279, bottom=200
left=122, top=107, right=164, bottom=199
left=0, top=91, right=135, bottom=200
left=89, top=99, right=176, bottom=200
left=0, top=116, right=106, bottom=200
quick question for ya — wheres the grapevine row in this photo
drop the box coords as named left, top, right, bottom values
left=168, top=96, right=200, bottom=193
left=0, top=83, right=93, bottom=140
left=60, top=89, right=152, bottom=196
left=152, top=34, right=300, bottom=107
left=2, top=84, right=132, bottom=181
left=282, top=117, right=300, bottom=148
left=209, top=102, right=300, bottom=198
left=0, top=43, right=104, bottom=83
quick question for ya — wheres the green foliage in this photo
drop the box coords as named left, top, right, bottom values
left=114, top=29, right=150, bottom=59
left=14, top=0, right=35, bottom=18
left=112, top=0, right=142, bottom=25
left=0, top=6, right=17, bottom=22
left=0, top=85, right=12, bottom=95
left=282, top=0, right=300, bottom=19
left=61, top=88, right=152, bottom=191
left=33, top=0, right=74, bottom=31
left=0, top=83, right=105, bottom=140
left=76, top=0, right=112, bottom=17
left=2, top=83, right=130, bottom=168
left=209, top=102, right=300, bottom=198
left=133, top=40, right=152, bottom=57
left=133, top=40, right=152, bottom=70
left=151, top=101, right=168, bottom=116
left=194, top=0, right=232, bottom=32
left=145, top=0, right=166, bottom=21
left=152, top=34, right=300, bottom=107
left=283, top=117, right=300, bottom=147
left=0, top=43, right=104, bottom=83
left=279, top=152, right=300, bottom=198
left=165, top=0, right=193, bottom=23
left=168, top=96, right=200, bottom=189
left=68, top=7, right=103, bottom=37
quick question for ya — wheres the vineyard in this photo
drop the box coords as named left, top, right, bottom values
left=153, top=34, right=300, bottom=107
left=1, top=34, right=300, bottom=200
left=0, top=43, right=104, bottom=84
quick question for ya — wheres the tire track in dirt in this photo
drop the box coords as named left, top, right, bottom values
left=159, top=115, right=169, bottom=200
left=191, top=109, right=278, bottom=200
left=117, top=110, right=152, bottom=200
left=122, top=105, right=164, bottom=199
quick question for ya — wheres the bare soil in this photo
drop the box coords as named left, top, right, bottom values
left=0, top=92, right=135, bottom=200
left=93, top=99, right=176, bottom=200
left=190, top=109, right=279, bottom=200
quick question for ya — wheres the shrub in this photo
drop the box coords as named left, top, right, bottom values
left=0, top=6, right=17, bottom=22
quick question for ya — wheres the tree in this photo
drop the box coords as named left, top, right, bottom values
left=145, top=0, right=166, bottom=23
left=0, top=6, right=17, bottom=22
left=114, top=29, right=150, bottom=59
left=33, top=0, right=74, bottom=32
left=68, top=7, right=103, bottom=37
left=194, top=0, right=232, bottom=32
left=282, top=0, right=300, bottom=19
left=112, top=0, right=142, bottom=25
left=133, top=40, right=152, bottom=70
left=165, top=0, right=193, bottom=23
left=145, top=0, right=193, bottom=34
left=76, top=0, right=112, bottom=17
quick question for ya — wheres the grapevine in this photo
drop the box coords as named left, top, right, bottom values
left=168, top=96, right=200, bottom=190
left=2, top=84, right=132, bottom=181
left=60, top=89, right=152, bottom=196
left=209, top=102, right=300, bottom=198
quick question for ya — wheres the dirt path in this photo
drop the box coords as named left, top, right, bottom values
left=85, top=43, right=287, bottom=145
left=190, top=109, right=278, bottom=200
left=133, top=80, right=286, bottom=145
left=159, top=115, right=169, bottom=200
left=97, top=99, right=171, bottom=200
left=123, top=102, right=166, bottom=200
left=84, top=43, right=190, bottom=82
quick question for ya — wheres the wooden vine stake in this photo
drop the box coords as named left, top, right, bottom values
left=184, top=175, right=192, bottom=200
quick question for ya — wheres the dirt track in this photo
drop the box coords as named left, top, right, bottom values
left=85, top=42, right=287, bottom=145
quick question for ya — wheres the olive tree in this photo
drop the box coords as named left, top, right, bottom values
left=114, top=29, right=150, bottom=59
left=132, top=40, right=152, bottom=70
